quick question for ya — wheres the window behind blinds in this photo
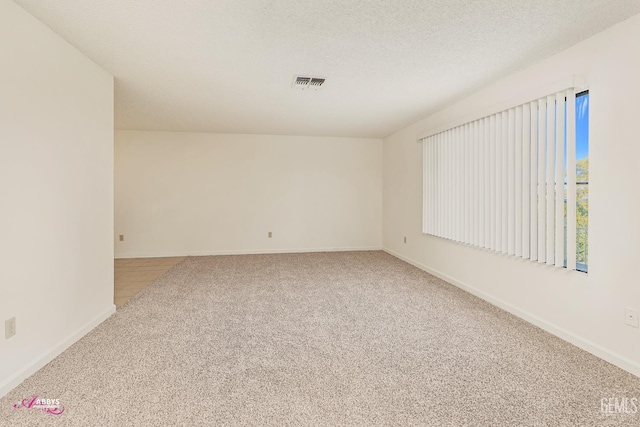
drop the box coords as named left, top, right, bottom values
left=422, top=88, right=579, bottom=270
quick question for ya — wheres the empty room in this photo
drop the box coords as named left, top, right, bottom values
left=2, top=0, right=640, bottom=425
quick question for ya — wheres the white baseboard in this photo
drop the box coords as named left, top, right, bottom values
left=115, top=246, right=383, bottom=259
left=0, top=304, right=116, bottom=399
left=383, top=248, right=640, bottom=378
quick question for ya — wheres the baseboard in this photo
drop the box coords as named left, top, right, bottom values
left=0, top=304, right=116, bottom=399
left=383, top=247, right=640, bottom=378
left=115, top=246, right=383, bottom=259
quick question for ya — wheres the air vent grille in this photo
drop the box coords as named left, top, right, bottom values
left=292, top=75, right=325, bottom=90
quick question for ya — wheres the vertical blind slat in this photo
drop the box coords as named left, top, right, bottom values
left=470, top=122, right=474, bottom=244
left=426, top=138, right=430, bottom=234
left=432, top=136, right=436, bottom=236
left=475, top=120, right=480, bottom=246
left=515, top=106, right=523, bottom=257
left=440, top=133, right=445, bottom=237
left=546, top=95, right=555, bottom=265
left=467, top=124, right=472, bottom=244
left=423, top=138, right=427, bottom=234
left=437, top=134, right=442, bottom=237
left=485, top=117, right=491, bottom=249
left=450, top=129, right=454, bottom=239
left=432, top=137, right=436, bottom=235
left=508, top=108, right=516, bottom=255
left=426, top=138, right=431, bottom=234
left=530, top=101, right=538, bottom=261
left=458, top=126, right=464, bottom=243
left=496, top=113, right=503, bottom=253
left=566, top=89, right=577, bottom=270
left=443, top=131, right=448, bottom=238
left=470, top=122, right=476, bottom=246
left=555, top=92, right=566, bottom=267
left=453, top=128, right=459, bottom=241
left=522, top=103, right=531, bottom=258
left=476, top=121, right=481, bottom=246
left=448, top=130, right=452, bottom=240
left=490, top=115, right=497, bottom=251
left=538, top=97, right=547, bottom=263
left=456, top=126, right=461, bottom=242
left=479, top=119, right=485, bottom=248
left=502, top=111, right=509, bottom=254
left=467, top=123, right=473, bottom=245
left=507, top=108, right=516, bottom=255
left=443, top=134, right=447, bottom=238
left=430, top=136, right=434, bottom=235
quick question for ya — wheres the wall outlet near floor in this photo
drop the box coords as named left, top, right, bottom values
left=404, top=236, right=407, bottom=244
left=119, top=234, right=124, bottom=242
left=5, top=317, right=16, bottom=339
left=625, top=307, right=639, bottom=328
left=268, top=232, right=272, bottom=238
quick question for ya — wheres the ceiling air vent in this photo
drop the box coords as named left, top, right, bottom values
left=292, top=76, right=325, bottom=90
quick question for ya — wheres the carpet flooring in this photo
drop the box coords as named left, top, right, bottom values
left=1, top=251, right=639, bottom=426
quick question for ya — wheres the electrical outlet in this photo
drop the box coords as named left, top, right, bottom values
left=404, top=236, right=407, bottom=244
left=268, top=232, right=272, bottom=238
left=625, top=308, right=639, bottom=328
left=119, top=234, right=124, bottom=242
left=5, top=317, right=16, bottom=339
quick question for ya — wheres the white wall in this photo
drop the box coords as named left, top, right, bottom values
left=115, top=131, right=382, bottom=258
left=383, top=14, right=640, bottom=376
left=0, top=1, right=114, bottom=396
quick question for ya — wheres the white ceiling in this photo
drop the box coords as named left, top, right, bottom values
left=13, top=0, right=640, bottom=138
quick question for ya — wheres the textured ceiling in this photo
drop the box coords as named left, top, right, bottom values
left=13, top=0, right=640, bottom=137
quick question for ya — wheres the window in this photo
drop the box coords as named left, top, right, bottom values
left=422, top=85, right=587, bottom=272
left=575, top=91, right=589, bottom=272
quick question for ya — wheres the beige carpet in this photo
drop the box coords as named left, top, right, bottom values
left=1, top=251, right=639, bottom=426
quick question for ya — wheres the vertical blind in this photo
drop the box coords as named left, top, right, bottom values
left=422, top=88, right=578, bottom=270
